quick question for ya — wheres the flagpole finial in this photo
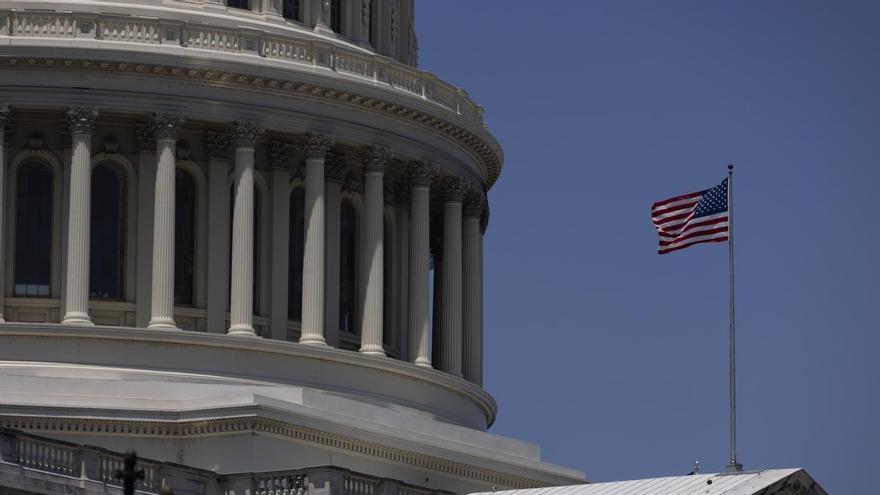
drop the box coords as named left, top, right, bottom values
left=728, top=163, right=733, bottom=172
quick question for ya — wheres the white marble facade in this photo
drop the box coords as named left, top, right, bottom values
left=0, top=2, right=584, bottom=494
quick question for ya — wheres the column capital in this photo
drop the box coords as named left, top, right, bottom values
left=227, top=121, right=264, bottom=148
left=206, top=130, right=232, bottom=159
left=301, top=133, right=334, bottom=160
left=360, top=145, right=391, bottom=173
left=152, top=113, right=184, bottom=140
left=463, top=189, right=485, bottom=218
left=269, top=141, right=296, bottom=169
left=407, top=161, right=434, bottom=187
left=441, top=176, right=467, bottom=203
left=66, top=107, right=98, bottom=135
left=325, top=153, right=347, bottom=183
left=0, top=105, right=10, bottom=130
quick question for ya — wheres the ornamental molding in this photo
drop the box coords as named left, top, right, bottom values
left=269, top=140, right=296, bottom=168
left=0, top=415, right=549, bottom=490
left=0, top=56, right=501, bottom=188
left=65, top=106, right=98, bottom=135
left=325, top=152, right=347, bottom=183
left=135, top=123, right=155, bottom=152
left=206, top=130, right=231, bottom=159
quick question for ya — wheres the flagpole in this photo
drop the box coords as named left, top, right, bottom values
left=726, top=163, right=742, bottom=473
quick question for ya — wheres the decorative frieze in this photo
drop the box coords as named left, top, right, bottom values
left=325, top=152, right=347, bottom=184
left=135, top=123, right=155, bottom=153
left=269, top=141, right=296, bottom=168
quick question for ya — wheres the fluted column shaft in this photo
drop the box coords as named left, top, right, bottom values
left=462, top=192, right=485, bottom=385
left=0, top=106, right=9, bottom=322
left=148, top=114, right=183, bottom=329
left=62, top=108, right=97, bottom=325
left=439, top=178, right=466, bottom=376
left=300, top=134, right=333, bottom=344
left=228, top=123, right=263, bottom=336
left=359, top=146, right=390, bottom=355
left=407, top=162, right=433, bottom=367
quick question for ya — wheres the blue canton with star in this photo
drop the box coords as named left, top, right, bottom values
left=694, top=179, right=728, bottom=218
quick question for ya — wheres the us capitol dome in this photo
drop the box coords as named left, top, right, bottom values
left=0, top=1, right=584, bottom=494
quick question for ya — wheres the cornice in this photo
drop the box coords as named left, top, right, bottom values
left=0, top=52, right=502, bottom=188
left=0, top=414, right=555, bottom=490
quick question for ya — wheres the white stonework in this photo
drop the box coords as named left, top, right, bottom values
left=0, top=2, right=578, bottom=494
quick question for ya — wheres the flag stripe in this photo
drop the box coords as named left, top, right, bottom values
left=652, top=179, right=728, bottom=254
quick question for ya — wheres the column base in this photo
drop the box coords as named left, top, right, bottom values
left=359, top=345, right=386, bottom=357
left=62, top=312, right=93, bottom=326
left=299, top=335, right=327, bottom=346
left=228, top=325, right=259, bottom=337
left=414, top=358, right=432, bottom=368
left=147, top=317, right=178, bottom=330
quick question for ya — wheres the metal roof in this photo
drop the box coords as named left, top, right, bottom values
left=472, top=468, right=828, bottom=495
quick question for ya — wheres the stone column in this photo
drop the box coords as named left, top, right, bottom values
left=439, top=177, right=466, bottom=376
left=134, top=125, right=157, bottom=327
left=300, top=134, right=333, bottom=345
left=407, top=162, right=433, bottom=367
left=227, top=122, right=264, bottom=336
left=462, top=190, right=485, bottom=386
left=61, top=107, right=98, bottom=325
left=0, top=106, right=9, bottom=322
left=147, top=113, right=183, bottom=329
left=359, top=145, right=390, bottom=355
left=268, top=143, right=292, bottom=341
left=324, top=157, right=345, bottom=347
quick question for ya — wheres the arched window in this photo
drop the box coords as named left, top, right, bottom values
left=227, top=0, right=250, bottom=10
left=14, top=161, right=53, bottom=297
left=175, top=169, right=197, bottom=306
left=383, top=215, right=393, bottom=346
left=283, top=0, right=300, bottom=21
left=90, top=164, right=126, bottom=300
left=288, top=188, right=305, bottom=321
left=339, top=199, right=357, bottom=333
left=331, top=0, right=342, bottom=33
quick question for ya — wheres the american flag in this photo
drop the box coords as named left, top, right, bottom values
left=651, top=178, right=729, bottom=254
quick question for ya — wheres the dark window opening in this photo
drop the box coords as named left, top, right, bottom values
left=227, top=0, right=250, bottom=10
left=90, top=164, right=126, bottom=300
left=14, top=161, right=53, bottom=297
left=339, top=199, right=357, bottom=333
left=288, top=188, right=305, bottom=321
left=283, top=0, right=300, bottom=21
left=174, top=169, right=196, bottom=306
left=331, top=0, right=342, bottom=33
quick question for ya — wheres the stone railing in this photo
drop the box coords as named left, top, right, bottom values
left=0, top=428, right=456, bottom=495
left=0, top=428, right=218, bottom=494
left=0, top=9, right=485, bottom=126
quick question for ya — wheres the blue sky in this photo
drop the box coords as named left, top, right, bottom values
left=418, top=2, right=879, bottom=493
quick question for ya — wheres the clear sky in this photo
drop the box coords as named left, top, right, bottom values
left=417, top=2, right=879, bottom=494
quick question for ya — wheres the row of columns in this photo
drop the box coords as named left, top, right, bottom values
left=4, top=106, right=484, bottom=384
